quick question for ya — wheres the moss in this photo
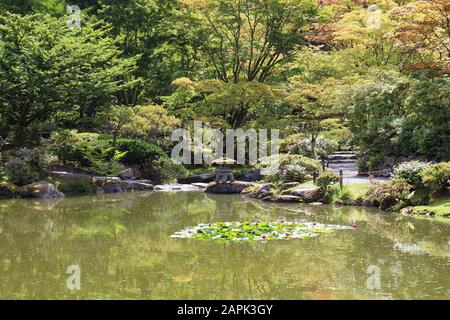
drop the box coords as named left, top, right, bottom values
left=411, top=197, right=450, bottom=217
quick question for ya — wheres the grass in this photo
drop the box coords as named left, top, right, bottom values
left=411, top=197, right=450, bottom=217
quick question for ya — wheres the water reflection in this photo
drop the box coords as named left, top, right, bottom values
left=0, top=192, right=449, bottom=299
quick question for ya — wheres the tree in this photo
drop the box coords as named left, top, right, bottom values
left=98, top=0, right=180, bottom=104
left=388, top=0, right=450, bottom=73
left=100, top=104, right=180, bottom=148
left=345, top=71, right=450, bottom=169
left=0, top=0, right=66, bottom=15
left=167, top=0, right=319, bottom=128
left=179, top=0, right=319, bottom=83
left=0, top=13, right=138, bottom=145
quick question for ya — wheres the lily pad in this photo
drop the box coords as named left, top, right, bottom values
left=171, top=221, right=352, bottom=241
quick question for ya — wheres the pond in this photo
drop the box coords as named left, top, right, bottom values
left=0, top=191, right=449, bottom=299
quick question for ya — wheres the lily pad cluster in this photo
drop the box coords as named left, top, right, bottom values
left=171, top=221, right=352, bottom=241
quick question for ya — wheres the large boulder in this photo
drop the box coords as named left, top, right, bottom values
left=205, top=181, right=253, bottom=194
left=120, top=181, right=153, bottom=191
left=96, top=183, right=123, bottom=194
left=262, top=195, right=303, bottom=203
left=279, top=182, right=300, bottom=192
left=236, top=169, right=262, bottom=182
left=0, top=182, right=19, bottom=198
left=243, top=183, right=277, bottom=199
left=154, top=184, right=204, bottom=192
left=20, top=181, right=64, bottom=199
left=178, top=173, right=215, bottom=184
left=302, top=188, right=326, bottom=203
left=286, top=188, right=317, bottom=197
left=118, top=168, right=135, bottom=181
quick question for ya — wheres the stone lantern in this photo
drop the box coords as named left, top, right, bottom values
left=211, top=157, right=237, bottom=184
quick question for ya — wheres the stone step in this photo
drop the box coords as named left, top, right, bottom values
left=327, top=159, right=356, bottom=164
left=329, top=164, right=359, bottom=169
left=332, top=151, right=356, bottom=155
left=327, top=154, right=357, bottom=160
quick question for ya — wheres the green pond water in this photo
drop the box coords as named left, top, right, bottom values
left=0, top=191, right=449, bottom=300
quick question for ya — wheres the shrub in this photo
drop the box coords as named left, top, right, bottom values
left=365, top=180, right=413, bottom=211
left=143, top=157, right=189, bottom=184
left=49, top=130, right=99, bottom=165
left=316, top=171, right=340, bottom=191
left=4, top=148, right=49, bottom=186
left=282, top=165, right=310, bottom=183
left=421, top=162, right=450, bottom=195
left=393, top=160, right=431, bottom=188
left=278, top=154, right=321, bottom=173
left=259, top=154, right=320, bottom=183
left=112, top=139, right=166, bottom=166
left=287, top=137, right=338, bottom=158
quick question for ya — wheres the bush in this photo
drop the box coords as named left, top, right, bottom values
left=365, top=180, right=413, bottom=211
left=421, top=162, right=450, bottom=195
left=4, top=148, right=49, bottom=186
left=143, top=157, right=189, bottom=184
left=49, top=130, right=99, bottom=165
left=111, top=139, right=166, bottom=166
left=282, top=165, right=310, bottom=183
left=316, top=171, right=340, bottom=191
left=259, top=154, right=320, bottom=183
left=393, top=160, right=431, bottom=188
left=287, top=137, right=338, bottom=158
left=278, top=154, right=321, bottom=173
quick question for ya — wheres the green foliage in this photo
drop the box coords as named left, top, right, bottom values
left=49, top=130, right=100, bottom=165
left=366, top=179, right=413, bottom=211
left=0, top=13, right=138, bottom=144
left=4, top=148, right=48, bottom=186
left=58, top=178, right=94, bottom=195
left=347, top=73, right=450, bottom=169
left=286, top=137, right=338, bottom=158
left=145, top=157, right=189, bottom=184
left=171, top=221, right=350, bottom=241
left=100, top=104, right=180, bottom=149
left=282, top=165, right=310, bottom=183
left=82, top=147, right=127, bottom=177
left=260, top=154, right=320, bottom=183
left=393, top=160, right=431, bottom=188
left=421, top=162, right=450, bottom=195
left=316, top=171, right=340, bottom=192
left=112, top=139, right=166, bottom=166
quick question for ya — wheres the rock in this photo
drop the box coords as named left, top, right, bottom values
left=93, top=177, right=121, bottom=186
left=279, top=182, right=300, bottom=192
left=236, top=169, right=262, bottom=182
left=118, top=168, right=135, bottom=181
left=154, top=184, right=204, bottom=192
left=178, top=173, right=215, bottom=184
left=0, top=182, right=19, bottom=198
left=191, top=183, right=209, bottom=189
left=243, top=183, right=277, bottom=198
left=20, top=181, right=64, bottom=199
left=99, top=183, right=124, bottom=194
left=400, top=207, right=414, bottom=215
left=137, top=179, right=153, bottom=185
left=334, top=199, right=344, bottom=206
left=263, top=195, right=302, bottom=203
left=302, top=188, right=325, bottom=203
left=257, top=192, right=273, bottom=199
left=120, top=181, right=153, bottom=191
left=287, top=188, right=317, bottom=197
left=310, top=202, right=323, bottom=206
left=379, top=196, right=398, bottom=211
left=205, top=181, right=253, bottom=194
